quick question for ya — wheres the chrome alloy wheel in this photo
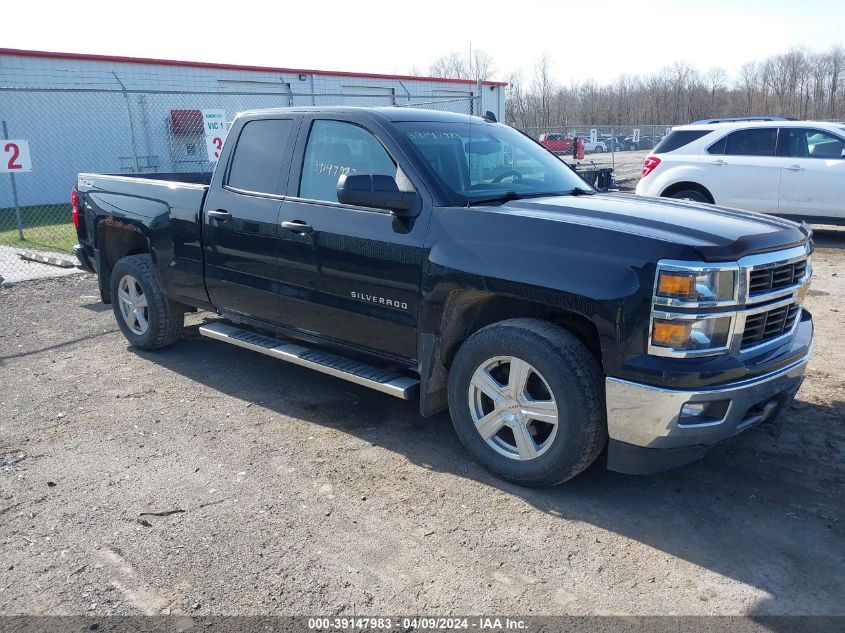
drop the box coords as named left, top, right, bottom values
left=467, top=356, right=559, bottom=461
left=117, top=274, right=149, bottom=336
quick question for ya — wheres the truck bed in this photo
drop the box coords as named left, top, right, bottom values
left=94, top=171, right=213, bottom=185
left=74, top=171, right=212, bottom=307
left=76, top=172, right=210, bottom=210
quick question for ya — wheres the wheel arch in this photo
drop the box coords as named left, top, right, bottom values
left=96, top=217, right=151, bottom=303
left=444, top=314, right=608, bottom=485
left=660, top=181, right=715, bottom=203
left=418, top=290, right=603, bottom=417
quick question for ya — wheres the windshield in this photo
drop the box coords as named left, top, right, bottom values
left=396, top=121, right=589, bottom=204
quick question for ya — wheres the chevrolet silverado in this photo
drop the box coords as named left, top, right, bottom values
left=72, top=107, right=814, bottom=486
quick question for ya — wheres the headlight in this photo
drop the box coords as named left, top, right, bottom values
left=651, top=316, right=732, bottom=351
left=656, top=268, right=736, bottom=303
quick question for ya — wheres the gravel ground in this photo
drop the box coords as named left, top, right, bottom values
left=0, top=230, right=843, bottom=617
left=0, top=245, right=82, bottom=286
left=567, top=150, right=651, bottom=186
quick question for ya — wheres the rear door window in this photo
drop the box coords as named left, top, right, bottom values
left=807, top=130, right=845, bottom=158
left=653, top=130, right=710, bottom=154
left=783, top=128, right=845, bottom=159
left=787, top=129, right=845, bottom=159
left=719, top=128, right=778, bottom=157
left=227, top=119, right=294, bottom=194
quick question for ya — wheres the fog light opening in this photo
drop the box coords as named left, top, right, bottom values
left=681, top=403, right=707, bottom=418
left=678, top=400, right=731, bottom=426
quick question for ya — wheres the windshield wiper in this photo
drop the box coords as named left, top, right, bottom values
left=567, top=187, right=596, bottom=196
left=471, top=191, right=569, bottom=206
left=472, top=191, right=521, bottom=205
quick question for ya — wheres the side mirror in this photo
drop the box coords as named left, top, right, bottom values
left=841, top=148, right=845, bottom=159
left=336, top=174, right=417, bottom=214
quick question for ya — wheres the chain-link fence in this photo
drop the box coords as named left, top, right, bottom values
left=517, top=124, right=671, bottom=185
left=0, top=82, right=479, bottom=284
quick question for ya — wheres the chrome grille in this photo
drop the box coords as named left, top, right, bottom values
left=748, top=260, right=807, bottom=296
left=649, top=245, right=811, bottom=359
left=741, top=303, right=801, bottom=349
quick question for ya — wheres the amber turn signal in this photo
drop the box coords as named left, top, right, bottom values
left=651, top=320, right=692, bottom=347
left=657, top=272, right=696, bottom=299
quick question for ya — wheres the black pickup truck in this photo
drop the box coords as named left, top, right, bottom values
left=72, top=107, right=814, bottom=486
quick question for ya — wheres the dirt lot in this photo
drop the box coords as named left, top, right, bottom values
left=1, top=231, right=843, bottom=617
left=568, top=149, right=651, bottom=186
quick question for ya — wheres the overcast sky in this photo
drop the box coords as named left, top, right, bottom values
left=5, top=0, right=844, bottom=84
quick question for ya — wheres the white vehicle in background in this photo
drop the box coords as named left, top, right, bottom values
left=581, top=138, right=607, bottom=153
left=635, top=118, right=845, bottom=224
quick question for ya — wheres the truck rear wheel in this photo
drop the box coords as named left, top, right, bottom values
left=447, top=319, right=607, bottom=487
left=110, top=254, right=184, bottom=350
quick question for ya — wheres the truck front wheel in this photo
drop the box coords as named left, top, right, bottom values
left=110, top=254, right=184, bottom=350
left=447, top=319, right=607, bottom=487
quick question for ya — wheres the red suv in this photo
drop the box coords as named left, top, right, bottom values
left=538, top=133, right=575, bottom=155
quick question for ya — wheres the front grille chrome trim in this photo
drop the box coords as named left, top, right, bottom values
left=649, top=243, right=812, bottom=359
left=739, top=243, right=812, bottom=306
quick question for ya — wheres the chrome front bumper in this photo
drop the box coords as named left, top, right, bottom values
left=605, top=353, right=810, bottom=451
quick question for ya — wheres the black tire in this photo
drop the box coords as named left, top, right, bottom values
left=667, top=189, right=711, bottom=203
left=447, top=318, right=607, bottom=487
left=110, top=254, right=184, bottom=350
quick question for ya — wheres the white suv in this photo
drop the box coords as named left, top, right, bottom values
left=635, top=119, right=845, bottom=224
left=582, top=138, right=607, bottom=153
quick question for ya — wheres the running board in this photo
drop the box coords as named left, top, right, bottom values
left=198, top=322, right=419, bottom=400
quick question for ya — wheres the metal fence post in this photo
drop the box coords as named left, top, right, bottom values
left=470, top=79, right=484, bottom=116
left=112, top=72, right=140, bottom=172
left=611, top=126, right=615, bottom=171
left=398, top=81, right=411, bottom=107
left=2, top=120, right=24, bottom=240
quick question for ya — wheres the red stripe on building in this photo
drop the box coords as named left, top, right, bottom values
left=0, top=48, right=508, bottom=87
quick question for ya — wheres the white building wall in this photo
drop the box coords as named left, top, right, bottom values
left=0, top=51, right=506, bottom=207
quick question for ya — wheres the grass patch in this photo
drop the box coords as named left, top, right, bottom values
left=0, top=204, right=76, bottom=254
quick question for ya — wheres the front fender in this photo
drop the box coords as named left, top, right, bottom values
left=420, top=207, right=652, bottom=374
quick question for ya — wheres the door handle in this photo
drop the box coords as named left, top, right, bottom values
left=711, top=159, right=728, bottom=166
left=281, top=220, right=313, bottom=235
left=786, top=164, right=806, bottom=171
left=207, top=209, right=232, bottom=221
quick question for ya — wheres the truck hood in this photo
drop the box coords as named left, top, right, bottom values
left=488, top=193, right=811, bottom=261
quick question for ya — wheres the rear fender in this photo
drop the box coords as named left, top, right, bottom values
left=644, top=164, right=713, bottom=199
left=89, top=192, right=172, bottom=297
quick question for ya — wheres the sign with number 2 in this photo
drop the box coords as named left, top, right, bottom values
left=1, top=139, right=32, bottom=173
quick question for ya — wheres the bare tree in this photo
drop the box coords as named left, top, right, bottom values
left=469, top=50, right=496, bottom=82
left=702, top=67, right=728, bottom=116
left=427, top=49, right=496, bottom=82
left=736, top=62, right=758, bottom=115
left=531, top=54, right=555, bottom=128
left=421, top=43, right=845, bottom=130
left=827, top=45, right=844, bottom=118
left=429, top=52, right=469, bottom=79
left=505, top=71, right=529, bottom=126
